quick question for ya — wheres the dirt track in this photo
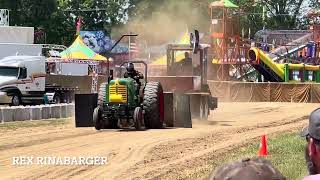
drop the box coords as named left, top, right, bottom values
left=0, top=102, right=318, bottom=179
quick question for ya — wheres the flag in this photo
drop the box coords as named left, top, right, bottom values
left=76, top=17, right=82, bottom=35
left=129, top=36, right=139, bottom=58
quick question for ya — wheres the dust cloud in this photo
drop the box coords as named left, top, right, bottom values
left=112, top=0, right=210, bottom=46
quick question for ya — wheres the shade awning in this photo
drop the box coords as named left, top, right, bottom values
left=60, top=36, right=108, bottom=61
left=210, top=0, right=239, bottom=8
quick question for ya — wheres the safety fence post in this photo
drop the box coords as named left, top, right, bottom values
left=303, top=64, right=309, bottom=82
left=316, top=70, right=320, bottom=83
left=284, top=63, right=289, bottom=82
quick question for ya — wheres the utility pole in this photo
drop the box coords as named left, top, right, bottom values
left=262, top=4, right=267, bottom=43
left=129, top=32, right=131, bottom=61
left=254, top=0, right=267, bottom=42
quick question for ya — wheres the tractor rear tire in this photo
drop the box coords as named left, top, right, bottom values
left=98, top=82, right=108, bottom=106
left=134, top=107, right=143, bottom=130
left=143, top=82, right=164, bottom=129
left=93, top=106, right=103, bottom=130
left=200, top=96, right=209, bottom=120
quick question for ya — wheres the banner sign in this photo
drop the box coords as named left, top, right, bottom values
left=80, top=31, right=128, bottom=54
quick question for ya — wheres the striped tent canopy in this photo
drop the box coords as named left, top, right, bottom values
left=60, top=36, right=108, bottom=61
left=210, top=0, right=239, bottom=8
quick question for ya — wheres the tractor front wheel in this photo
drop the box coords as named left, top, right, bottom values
left=200, top=96, right=209, bottom=120
left=134, top=107, right=143, bottom=130
left=93, top=106, right=103, bottom=130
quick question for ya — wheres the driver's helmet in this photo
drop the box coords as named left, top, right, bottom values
left=126, top=62, right=134, bottom=72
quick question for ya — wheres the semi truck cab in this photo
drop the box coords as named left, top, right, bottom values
left=0, top=56, right=46, bottom=106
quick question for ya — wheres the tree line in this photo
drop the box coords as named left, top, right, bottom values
left=0, top=0, right=317, bottom=45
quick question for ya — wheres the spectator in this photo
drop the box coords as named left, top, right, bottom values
left=209, top=157, right=285, bottom=180
left=299, top=52, right=304, bottom=62
left=302, top=127, right=317, bottom=175
left=301, top=108, right=320, bottom=178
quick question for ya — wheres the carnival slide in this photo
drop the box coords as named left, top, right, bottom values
left=234, top=32, right=313, bottom=80
left=249, top=47, right=320, bottom=82
left=249, top=47, right=285, bottom=82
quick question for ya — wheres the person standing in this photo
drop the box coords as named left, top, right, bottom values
left=301, top=108, right=320, bottom=179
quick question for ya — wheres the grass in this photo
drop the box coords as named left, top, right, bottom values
left=0, top=118, right=71, bottom=131
left=242, top=133, right=307, bottom=179
left=202, top=133, right=307, bottom=180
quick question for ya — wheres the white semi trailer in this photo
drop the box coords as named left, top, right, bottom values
left=0, top=55, right=80, bottom=106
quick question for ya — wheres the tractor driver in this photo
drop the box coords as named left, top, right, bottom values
left=183, top=52, right=192, bottom=62
left=124, top=62, right=144, bottom=94
left=179, top=52, right=193, bottom=75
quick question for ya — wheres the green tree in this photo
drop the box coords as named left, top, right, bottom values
left=0, top=0, right=317, bottom=45
left=0, top=0, right=63, bottom=43
left=257, top=0, right=317, bottom=29
left=128, top=0, right=318, bottom=37
left=59, top=0, right=131, bottom=34
left=0, top=0, right=20, bottom=25
left=0, top=0, right=135, bottom=44
left=19, top=0, right=57, bottom=27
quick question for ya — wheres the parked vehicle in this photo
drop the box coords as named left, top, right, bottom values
left=0, top=55, right=78, bottom=106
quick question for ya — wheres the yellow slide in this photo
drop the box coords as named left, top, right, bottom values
left=249, top=47, right=320, bottom=81
left=151, top=31, right=190, bottom=65
left=249, top=47, right=285, bottom=81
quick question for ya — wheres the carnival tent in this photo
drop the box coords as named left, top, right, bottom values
left=210, top=0, right=239, bottom=8
left=60, top=36, right=108, bottom=61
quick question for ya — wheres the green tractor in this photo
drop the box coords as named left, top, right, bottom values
left=93, top=61, right=164, bottom=130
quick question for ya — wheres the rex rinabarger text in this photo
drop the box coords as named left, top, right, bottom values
left=12, top=156, right=107, bottom=166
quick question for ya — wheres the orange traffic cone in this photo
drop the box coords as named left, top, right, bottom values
left=258, top=135, right=268, bottom=157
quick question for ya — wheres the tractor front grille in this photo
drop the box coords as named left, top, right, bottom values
left=109, top=85, right=127, bottom=102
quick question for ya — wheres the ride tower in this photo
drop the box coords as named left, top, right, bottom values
left=208, top=0, right=256, bottom=81
left=308, top=10, right=320, bottom=54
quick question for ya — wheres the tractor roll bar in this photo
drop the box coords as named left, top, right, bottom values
left=106, top=34, right=138, bottom=84
left=107, top=34, right=138, bottom=54
left=119, top=61, right=148, bottom=82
